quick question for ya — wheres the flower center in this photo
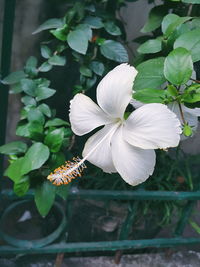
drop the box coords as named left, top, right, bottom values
left=47, top=124, right=119, bottom=186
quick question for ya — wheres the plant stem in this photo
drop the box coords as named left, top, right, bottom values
left=178, top=102, right=186, bottom=124
left=190, top=78, right=200, bottom=84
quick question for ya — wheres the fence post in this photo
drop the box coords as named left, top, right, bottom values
left=0, top=0, right=16, bottom=179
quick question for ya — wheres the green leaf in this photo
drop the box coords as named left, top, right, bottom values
left=45, top=118, right=69, bottom=127
left=56, top=184, right=70, bottom=200
left=104, top=21, right=121, bottom=36
left=174, top=28, right=200, bottom=62
left=80, top=66, right=92, bottom=77
left=16, top=121, right=43, bottom=139
left=90, top=61, right=105, bottom=76
left=182, top=84, right=200, bottom=103
left=133, top=88, right=166, bottom=103
left=133, top=57, right=165, bottom=91
left=48, top=152, right=66, bottom=170
left=190, top=220, right=200, bottom=235
left=38, top=62, right=53, bottom=72
left=76, top=24, right=92, bottom=40
left=48, top=55, right=66, bottom=66
left=0, top=141, right=27, bottom=155
left=67, top=29, right=88, bottom=55
left=27, top=107, right=45, bottom=124
left=21, top=79, right=37, bottom=96
left=10, top=83, right=23, bottom=94
left=50, top=24, right=68, bottom=41
left=5, top=157, right=25, bottom=182
left=84, top=16, right=103, bottom=29
left=182, top=0, right=200, bottom=3
left=2, top=71, right=27, bottom=85
left=35, top=182, right=56, bottom=217
left=141, top=5, right=167, bottom=33
left=44, top=128, right=64, bottom=153
left=162, top=14, right=179, bottom=34
left=100, top=40, right=128, bottom=63
left=137, top=39, right=162, bottom=54
left=164, top=47, right=193, bottom=85
left=21, top=143, right=50, bottom=175
left=32, top=18, right=64, bottom=34
left=162, top=14, right=191, bottom=37
left=41, top=45, right=52, bottom=59
left=38, top=103, right=51, bottom=117
left=24, top=56, right=38, bottom=76
left=14, top=175, right=30, bottom=197
left=35, top=87, right=56, bottom=101
left=21, top=96, right=36, bottom=106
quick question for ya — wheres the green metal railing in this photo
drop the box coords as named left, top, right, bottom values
left=1, top=0, right=200, bottom=256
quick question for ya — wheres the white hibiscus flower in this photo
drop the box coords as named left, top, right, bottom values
left=67, top=64, right=181, bottom=186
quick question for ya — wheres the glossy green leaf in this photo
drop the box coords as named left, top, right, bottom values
left=133, top=57, right=165, bottom=91
left=48, top=55, right=66, bottom=66
left=100, top=40, right=128, bottom=63
left=84, top=16, right=103, bottom=29
left=21, top=79, right=37, bottom=97
left=45, top=118, right=70, bottom=128
left=48, top=152, right=66, bottom=171
left=38, top=103, right=51, bottom=117
left=24, top=56, right=38, bottom=76
left=27, top=108, right=45, bottom=124
left=38, top=62, right=53, bottom=72
left=182, top=0, right=200, bottom=3
left=33, top=18, right=64, bottom=34
left=162, top=14, right=179, bottom=34
left=133, top=88, right=166, bottom=103
left=35, top=87, right=56, bottom=101
left=41, top=45, right=52, bottom=59
left=67, top=29, right=88, bottom=55
left=2, top=71, right=27, bottom=85
left=164, top=47, right=193, bottom=85
left=16, top=121, right=43, bottom=139
left=5, top=157, right=24, bottom=183
left=164, top=16, right=191, bottom=37
left=90, top=61, right=105, bottom=76
left=141, top=5, right=167, bottom=33
left=0, top=141, right=27, bottom=155
left=50, top=24, right=68, bottom=41
left=104, top=21, right=121, bottom=36
left=14, top=175, right=30, bottom=197
left=21, top=96, right=36, bottom=106
left=56, top=184, right=70, bottom=200
left=174, top=28, right=200, bottom=62
left=76, top=24, right=92, bottom=40
left=182, top=84, right=200, bottom=103
left=35, top=182, right=56, bottom=217
left=21, top=143, right=50, bottom=175
left=137, top=39, right=162, bottom=54
left=44, top=128, right=64, bottom=153
left=80, top=66, right=92, bottom=77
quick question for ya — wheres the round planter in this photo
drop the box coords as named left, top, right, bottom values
left=0, top=200, right=66, bottom=248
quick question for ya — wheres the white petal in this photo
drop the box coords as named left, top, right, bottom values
left=97, top=64, right=138, bottom=119
left=130, top=99, right=145, bottom=109
left=69, top=93, right=112, bottom=136
left=82, top=124, right=118, bottom=173
left=111, top=127, right=156, bottom=186
left=123, top=103, right=181, bottom=149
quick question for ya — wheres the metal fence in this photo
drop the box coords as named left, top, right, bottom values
left=1, top=0, right=200, bottom=255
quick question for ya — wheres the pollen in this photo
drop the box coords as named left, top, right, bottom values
left=47, top=156, right=86, bottom=186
